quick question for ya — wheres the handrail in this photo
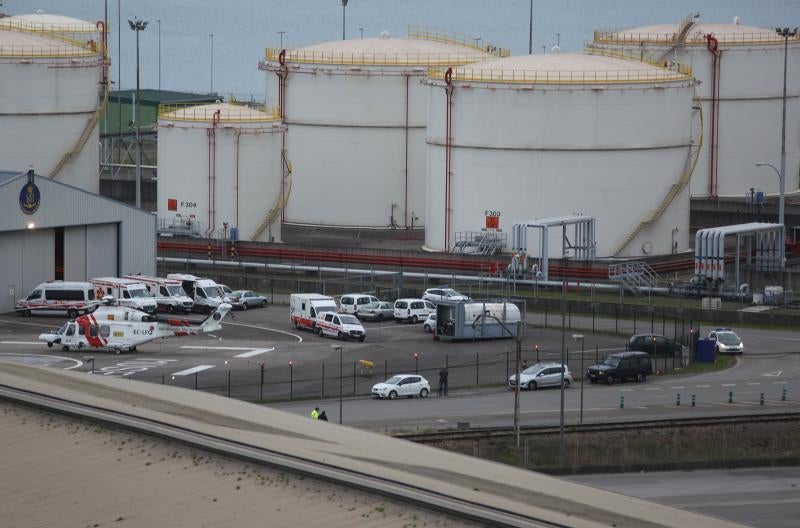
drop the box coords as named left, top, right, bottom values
left=159, top=103, right=281, bottom=122
left=594, top=28, right=800, bottom=46
left=264, top=47, right=491, bottom=67
left=428, top=65, right=691, bottom=84
left=584, top=45, right=693, bottom=76
left=406, top=25, right=509, bottom=57
left=0, top=19, right=101, bottom=34
left=0, top=44, right=99, bottom=57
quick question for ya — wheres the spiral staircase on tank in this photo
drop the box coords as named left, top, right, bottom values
left=651, top=13, right=700, bottom=66
left=249, top=149, right=293, bottom=241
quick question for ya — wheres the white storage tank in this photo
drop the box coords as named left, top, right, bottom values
left=260, top=28, right=506, bottom=231
left=589, top=17, right=800, bottom=198
left=425, top=53, right=697, bottom=257
left=0, top=13, right=104, bottom=192
left=157, top=102, right=286, bottom=242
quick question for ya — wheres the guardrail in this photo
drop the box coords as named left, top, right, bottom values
left=583, top=44, right=694, bottom=76
left=158, top=103, right=281, bottom=122
left=594, top=29, right=800, bottom=46
left=407, top=25, right=509, bottom=57
left=264, top=47, right=491, bottom=67
left=428, top=65, right=691, bottom=84
left=0, top=44, right=99, bottom=57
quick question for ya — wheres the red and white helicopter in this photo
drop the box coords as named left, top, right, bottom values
left=38, top=300, right=232, bottom=354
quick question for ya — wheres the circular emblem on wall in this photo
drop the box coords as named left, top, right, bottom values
left=19, top=182, right=41, bottom=215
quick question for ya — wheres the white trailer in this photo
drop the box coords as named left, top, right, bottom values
left=289, top=293, right=337, bottom=331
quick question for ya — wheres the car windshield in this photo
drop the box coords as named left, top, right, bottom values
left=339, top=315, right=360, bottom=325
left=363, top=302, right=379, bottom=309
left=128, top=288, right=151, bottom=298
left=57, top=323, right=68, bottom=335
left=203, top=287, right=222, bottom=298
left=384, top=376, right=402, bottom=385
left=603, top=357, right=621, bottom=367
left=717, top=332, right=740, bottom=345
left=166, top=285, right=183, bottom=296
left=317, top=305, right=335, bottom=314
left=232, top=291, right=246, bottom=296
left=522, top=366, right=543, bottom=375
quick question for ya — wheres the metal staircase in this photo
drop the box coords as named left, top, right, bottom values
left=612, top=95, right=704, bottom=256
left=250, top=149, right=293, bottom=241
left=452, top=231, right=507, bottom=255
left=652, top=13, right=699, bottom=65
left=50, top=78, right=108, bottom=179
left=608, top=261, right=661, bottom=295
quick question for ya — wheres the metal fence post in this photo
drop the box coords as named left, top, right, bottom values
left=384, top=359, right=388, bottom=380
left=195, top=372, right=198, bottom=390
left=259, top=363, right=264, bottom=400
left=227, top=370, right=231, bottom=397
left=545, top=302, right=548, bottom=328
left=476, top=353, right=479, bottom=385
left=289, top=362, right=293, bottom=400
left=322, top=363, right=325, bottom=398
left=353, top=361, right=357, bottom=396
left=506, top=349, right=509, bottom=381
left=615, top=305, right=619, bottom=333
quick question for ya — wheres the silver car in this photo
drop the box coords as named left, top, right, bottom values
left=508, top=363, right=573, bottom=390
left=357, top=301, right=394, bottom=321
left=422, top=287, right=470, bottom=304
left=228, top=290, right=267, bottom=310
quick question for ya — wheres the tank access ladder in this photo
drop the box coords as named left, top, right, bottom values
left=652, top=13, right=700, bottom=65
left=250, top=149, right=293, bottom=241
left=510, top=215, right=596, bottom=281
left=608, top=261, right=661, bottom=295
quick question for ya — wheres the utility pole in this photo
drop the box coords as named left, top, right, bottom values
left=514, top=320, right=522, bottom=448
left=777, top=27, right=797, bottom=265
left=559, top=256, right=567, bottom=467
left=528, top=0, right=533, bottom=54
left=157, top=20, right=161, bottom=90
left=128, top=17, right=148, bottom=209
left=341, top=0, right=348, bottom=41
left=209, top=33, right=214, bottom=93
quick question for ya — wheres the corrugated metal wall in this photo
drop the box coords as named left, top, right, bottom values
left=0, top=174, right=155, bottom=312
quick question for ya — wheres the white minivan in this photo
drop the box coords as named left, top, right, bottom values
left=316, top=312, right=366, bottom=341
left=15, top=281, right=97, bottom=318
left=339, top=294, right=380, bottom=315
left=167, top=273, right=225, bottom=314
left=393, top=298, right=435, bottom=323
left=90, top=278, right=158, bottom=314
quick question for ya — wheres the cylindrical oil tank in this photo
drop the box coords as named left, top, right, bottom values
left=157, top=102, right=286, bottom=242
left=260, top=28, right=506, bottom=231
left=425, top=53, right=696, bottom=258
left=0, top=14, right=103, bottom=192
left=589, top=19, right=800, bottom=198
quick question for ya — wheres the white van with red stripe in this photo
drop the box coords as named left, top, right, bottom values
left=122, top=275, right=194, bottom=313
left=15, top=281, right=97, bottom=318
left=90, top=278, right=158, bottom=314
left=290, top=293, right=337, bottom=331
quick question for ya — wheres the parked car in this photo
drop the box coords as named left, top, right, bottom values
left=423, top=313, right=437, bottom=333
left=393, top=298, right=435, bottom=323
left=339, top=294, right=381, bottom=315
left=628, top=334, right=683, bottom=357
left=422, top=287, right=470, bottom=304
left=371, top=374, right=430, bottom=399
left=218, top=284, right=234, bottom=301
left=228, top=290, right=267, bottom=310
left=708, top=328, right=744, bottom=354
left=357, top=301, right=394, bottom=321
left=586, top=351, right=652, bottom=384
left=316, top=312, right=366, bottom=341
left=508, top=363, right=572, bottom=390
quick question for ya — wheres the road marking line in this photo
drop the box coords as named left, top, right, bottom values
left=181, top=346, right=257, bottom=351
left=696, top=385, right=711, bottom=388
left=0, top=352, right=82, bottom=370
left=223, top=321, right=303, bottom=343
left=0, top=341, right=43, bottom=345
left=721, top=383, right=736, bottom=387
left=671, top=386, right=686, bottom=389
left=746, top=382, right=762, bottom=386
left=172, top=365, right=215, bottom=376
left=762, top=370, right=783, bottom=377
left=436, top=419, right=448, bottom=423
left=208, top=334, right=218, bottom=338
left=773, top=381, right=789, bottom=384
left=0, top=319, right=56, bottom=328
left=644, top=388, right=660, bottom=391
left=620, top=389, right=634, bottom=392
left=234, top=348, right=275, bottom=358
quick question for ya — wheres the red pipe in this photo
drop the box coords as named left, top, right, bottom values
left=277, top=52, right=288, bottom=223
left=705, top=34, right=721, bottom=200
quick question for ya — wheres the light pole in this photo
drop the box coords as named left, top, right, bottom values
left=556, top=32, right=560, bottom=47
left=341, top=0, right=348, bottom=41
left=209, top=33, right=214, bottom=93
left=331, top=344, right=343, bottom=423
left=756, top=161, right=784, bottom=227
left=528, top=0, right=533, bottom=54
left=359, top=27, right=364, bottom=39
left=128, top=17, right=148, bottom=209
left=157, top=20, right=161, bottom=90
left=277, top=30, right=285, bottom=48
left=776, top=27, right=796, bottom=259
left=572, top=334, right=584, bottom=423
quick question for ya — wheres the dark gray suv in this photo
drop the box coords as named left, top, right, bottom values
left=587, top=351, right=652, bottom=384
left=629, top=334, right=683, bottom=357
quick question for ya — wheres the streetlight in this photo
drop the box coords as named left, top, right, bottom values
left=776, top=27, right=797, bottom=247
left=277, top=30, right=286, bottom=48
left=359, top=27, right=364, bottom=39
left=528, top=0, right=533, bottom=54
left=209, top=33, right=214, bottom=93
left=157, top=20, right=161, bottom=90
left=331, top=344, right=343, bottom=424
left=556, top=32, right=560, bottom=47
left=572, top=334, right=584, bottom=424
left=755, top=161, right=785, bottom=229
left=128, top=17, right=148, bottom=209
left=341, top=0, right=348, bottom=41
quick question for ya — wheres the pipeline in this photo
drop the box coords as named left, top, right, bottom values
left=277, top=49, right=288, bottom=223
left=444, top=67, right=454, bottom=250
left=705, top=34, right=721, bottom=199
left=404, top=73, right=410, bottom=228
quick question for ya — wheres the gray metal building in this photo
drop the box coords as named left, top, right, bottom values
left=0, top=170, right=156, bottom=313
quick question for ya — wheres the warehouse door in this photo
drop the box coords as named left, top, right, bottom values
left=0, top=229, right=55, bottom=313
left=85, top=223, right=118, bottom=278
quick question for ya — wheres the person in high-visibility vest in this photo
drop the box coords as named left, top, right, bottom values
left=310, top=407, right=320, bottom=420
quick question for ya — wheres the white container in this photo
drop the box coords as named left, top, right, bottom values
left=425, top=53, right=695, bottom=257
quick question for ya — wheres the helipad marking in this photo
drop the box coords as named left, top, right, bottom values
left=0, top=319, right=56, bottom=328
left=0, top=352, right=82, bottom=370
left=181, top=346, right=256, bottom=351
left=172, top=365, right=215, bottom=376
left=222, top=321, right=303, bottom=343
left=234, top=348, right=275, bottom=358
left=763, top=370, right=783, bottom=377
left=0, top=341, right=43, bottom=345
left=696, top=385, right=711, bottom=388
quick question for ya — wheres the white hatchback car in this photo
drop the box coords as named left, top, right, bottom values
left=423, top=313, right=437, bottom=333
left=708, top=328, right=744, bottom=354
left=372, top=374, right=430, bottom=399
left=393, top=299, right=435, bottom=323
left=422, top=287, right=470, bottom=304
left=508, top=363, right=573, bottom=390
left=339, top=294, right=380, bottom=315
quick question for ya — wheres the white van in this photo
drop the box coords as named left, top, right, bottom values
left=393, top=298, right=435, bottom=323
left=90, top=278, right=158, bottom=314
left=123, top=275, right=194, bottom=313
left=316, top=312, right=366, bottom=341
left=15, top=281, right=97, bottom=318
left=167, top=273, right=225, bottom=314
left=290, top=293, right=337, bottom=331
left=339, top=294, right=380, bottom=315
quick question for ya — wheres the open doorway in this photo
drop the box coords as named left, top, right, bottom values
left=54, top=227, right=64, bottom=280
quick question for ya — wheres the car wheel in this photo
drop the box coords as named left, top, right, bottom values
left=377, top=314, right=384, bottom=321
left=424, top=324, right=431, bottom=333
left=338, top=331, right=344, bottom=340
left=388, top=390, right=397, bottom=400
left=419, top=388, right=429, bottom=398
left=67, top=308, right=78, bottom=319
left=46, top=342, right=53, bottom=348
left=636, top=373, right=646, bottom=383
left=23, top=309, right=31, bottom=317
left=62, top=345, right=70, bottom=352
left=607, top=376, right=615, bottom=385
left=528, top=381, right=537, bottom=391
left=261, top=300, right=267, bottom=308
left=316, top=327, right=323, bottom=337
left=563, top=379, right=571, bottom=388
left=359, top=336, right=365, bottom=342
left=411, top=315, right=418, bottom=323
left=241, top=303, right=248, bottom=311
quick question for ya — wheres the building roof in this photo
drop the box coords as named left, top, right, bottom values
left=108, top=89, right=221, bottom=105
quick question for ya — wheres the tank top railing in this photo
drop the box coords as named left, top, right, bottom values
left=428, top=66, right=691, bottom=85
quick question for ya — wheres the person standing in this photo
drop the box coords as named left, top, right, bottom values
left=310, top=406, right=320, bottom=419
left=438, top=367, right=449, bottom=397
